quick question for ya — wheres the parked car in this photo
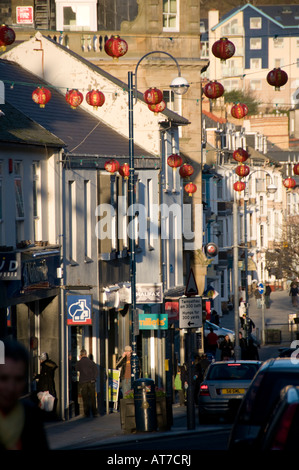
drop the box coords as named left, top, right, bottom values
left=204, top=320, right=235, bottom=342
left=260, top=385, right=299, bottom=451
left=198, top=360, right=261, bottom=424
left=228, top=358, right=299, bottom=450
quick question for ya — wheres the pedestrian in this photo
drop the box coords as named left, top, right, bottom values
left=239, top=331, right=247, bottom=359
left=239, top=298, right=246, bottom=320
left=219, top=334, right=234, bottom=361
left=289, top=282, right=299, bottom=307
left=76, top=349, right=98, bottom=418
left=210, top=309, right=220, bottom=325
left=0, top=338, right=49, bottom=450
left=35, top=351, right=58, bottom=418
left=116, top=345, right=133, bottom=398
left=206, top=327, right=219, bottom=357
left=254, top=289, right=262, bottom=309
left=199, top=354, right=210, bottom=376
left=174, top=366, right=184, bottom=406
left=246, top=338, right=259, bottom=360
left=265, top=284, right=272, bottom=309
left=242, top=314, right=255, bottom=336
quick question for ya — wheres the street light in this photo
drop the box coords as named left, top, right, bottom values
left=243, top=170, right=277, bottom=345
left=128, top=52, right=190, bottom=384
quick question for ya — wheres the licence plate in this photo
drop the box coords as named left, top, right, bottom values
left=222, top=388, right=245, bottom=395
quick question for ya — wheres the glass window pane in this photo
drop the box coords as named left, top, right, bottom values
left=163, top=0, right=168, bottom=13
left=170, top=0, right=177, bottom=13
left=15, top=179, right=24, bottom=218
left=169, top=15, right=176, bottom=27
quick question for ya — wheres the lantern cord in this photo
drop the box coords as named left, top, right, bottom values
left=69, top=121, right=101, bottom=153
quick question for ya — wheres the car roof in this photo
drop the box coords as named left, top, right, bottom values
left=260, top=358, right=299, bottom=371
left=209, top=360, right=262, bottom=366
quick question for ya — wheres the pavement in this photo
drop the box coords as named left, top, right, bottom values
left=44, top=288, right=298, bottom=451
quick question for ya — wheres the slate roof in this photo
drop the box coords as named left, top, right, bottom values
left=0, top=101, right=65, bottom=147
left=0, top=58, right=157, bottom=158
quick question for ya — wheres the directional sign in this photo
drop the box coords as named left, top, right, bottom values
left=179, top=296, right=202, bottom=329
left=258, top=282, right=264, bottom=294
left=185, top=268, right=198, bottom=296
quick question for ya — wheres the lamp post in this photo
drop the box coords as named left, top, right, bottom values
left=128, top=52, right=189, bottom=384
left=243, top=171, right=277, bottom=345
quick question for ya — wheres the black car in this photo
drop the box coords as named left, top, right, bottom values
left=228, top=358, right=299, bottom=449
left=260, top=385, right=299, bottom=451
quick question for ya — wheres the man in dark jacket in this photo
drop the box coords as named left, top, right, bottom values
left=76, top=349, right=98, bottom=417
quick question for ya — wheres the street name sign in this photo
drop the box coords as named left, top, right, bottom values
left=179, top=296, right=202, bottom=329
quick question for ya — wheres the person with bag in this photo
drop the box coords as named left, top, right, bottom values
left=35, top=352, right=58, bottom=418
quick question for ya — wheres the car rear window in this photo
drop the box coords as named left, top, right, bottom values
left=207, top=363, right=260, bottom=381
left=237, top=371, right=299, bottom=425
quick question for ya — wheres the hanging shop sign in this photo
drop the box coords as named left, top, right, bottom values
left=67, top=294, right=92, bottom=325
left=136, top=283, right=163, bottom=304
left=0, top=252, right=21, bottom=280
left=139, top=313, right=168, bottom=330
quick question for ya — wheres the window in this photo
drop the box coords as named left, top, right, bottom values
left=273, top=37, right=284, bottom=48
left=250, top=38, right=262, bottom=49
left=32, top=162, right=40, bottom=241
left=63, top=5, right=90, bottom=31
left=274, top=58, right=283, bottom=68
left=260, top=225, right=264, bottom=247
left=221, top=19, right=238, bottom=35
left=250, top=17, right=262, bottom=29
left=68, top=181, right=77, bottom=262
left=163, top=0, right=179, bottom=31
left=250, top=80, right=262, bottom=91
left=200, top=41, right=209, bottom=58
left=84, top=180, right=91, bottom=260
left=14, top=161, right=24, bottom=244
left=250, top=58, right=262, bottom=69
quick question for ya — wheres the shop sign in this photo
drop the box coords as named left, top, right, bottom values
left=139, top=313, right=168, bottom=330
left=16, top=7, right=33, bottom=24
left=0, top=252, right=21, bottom=280
left=136, top=283, right=163, bottom=304
left=67, top=294, right=92, bottom=325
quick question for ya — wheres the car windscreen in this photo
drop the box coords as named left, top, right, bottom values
left=206, top=363, right=260, bottom=381
left=237, top=370, right=299, bottom=425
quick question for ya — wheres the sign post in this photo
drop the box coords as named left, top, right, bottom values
left=180, top=269, right=202, bottom=430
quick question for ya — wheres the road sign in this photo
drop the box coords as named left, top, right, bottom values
left=258, top=282, right=264, bottom=294
left=185, top=268, right=198, bottom=296
left=179, top=296, right=202, bottom=329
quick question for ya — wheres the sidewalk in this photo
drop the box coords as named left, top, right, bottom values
left=45, top=289, right=296, bottom=450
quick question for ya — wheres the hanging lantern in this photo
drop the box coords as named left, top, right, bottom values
left=203, top=81, right=224, bottom=100
left=119, top=163, right=130, bottom=179
left=235, top=165, right=250, bottom=177
left=86, top=90, right=105, bottom=110
left=179, top=163, right=194, bottom=179
left=233, top=181, right=246, bottom=193
left=212, top=37, right=235, bottom=62
left=104, top=159, right=120, bottom=174
left=184, top=182, right=197, bottom=196
left=143, top=87, right=163, bottom=105
left=148, top=100, right=166, bottom=115
left=32, top=86, right=52, bottom=108
left=283, top=177, right=296, bottom=190
left=167, top=153, right=183, bottom=170
left=65, top=89, right=83, bottom=109
left=293, top=163, right=299, bottom=176
left=267, top=68, right=288, bottom=91
left=231, top=102, right=248, bottom=119
left=104, top=35, right=128, bottom=60
left=233, top=148, right=249, bottom=163
left=0, top=24, right=15, bottom=51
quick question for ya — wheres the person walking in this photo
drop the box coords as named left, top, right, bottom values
left=35, top=352, right=58, bottom=418
left=76, top=349, right=98, bottom=418
left=116, top=345, right=133, bottom=398
left=289, top=282, right=299, bottom=307
left=265, top=284, right=272, bottom=309
left=254, top=289, right=262, bottom=309
left=206, top=328, right=219, bottom=357
left=219, top=334, right=234, bottom=361
left=239, top=331, right=247, bottom=359
left=174, top=366, right=184, bottom=406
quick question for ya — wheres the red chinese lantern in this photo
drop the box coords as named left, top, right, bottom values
left=0, top=24, right=15, bottom=51
left=148, top=100, right=166, bottom=115
left=283, top=177, right=296, bottom=190
left=104, top=35, right=128, bottom=60
left=184, top=182, right=197, bottom=196
left=233, top=148, right=249, bottom=163
left=143, top=87, right=163, bottom=105
left=32, top=86, right=52, bottom=108
left=235, top=165, right=250, bottom=177
left=86, top=90, right=105, bottom=110
left=167, top=154, right=183, bottom=170
left=212, top=37, right=235, bottom=62
left=119, top=163, right=130, bottom=179
left=203, top=81, right=224, bottom=100
left=104, top=159, right=120, bottom=174
left=293, top=163, right=299, bottom=176
left=267, top=68, right=288, bottom=91
left=233, top=181, right=246, bottom=193
left=179, top=163, right=194, bottom=179
left=65, top=89, right=83, bottom=109
left=231, top=103, right=248, bottom=119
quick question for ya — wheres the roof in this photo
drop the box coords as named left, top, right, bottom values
left=0, top=59, right=156, bottom=158
left=0, top=102, right=65, bottom=148
left=211, top=3, right=299, bottom=32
